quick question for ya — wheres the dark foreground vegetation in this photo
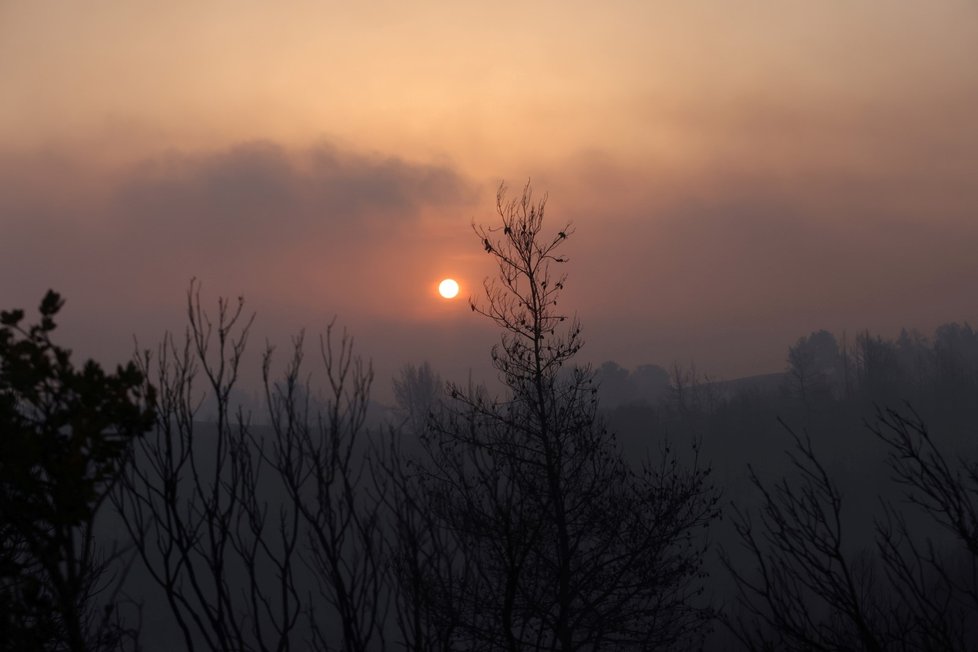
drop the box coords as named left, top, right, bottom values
left=3, top=184, right=978, bottom=651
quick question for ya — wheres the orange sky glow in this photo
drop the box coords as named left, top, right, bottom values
left=2, top=2, right=977, bottom=395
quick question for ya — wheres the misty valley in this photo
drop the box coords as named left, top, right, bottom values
left=6, top=2, right=978, bottom=649
left=4, top=187, right=978, bottom=652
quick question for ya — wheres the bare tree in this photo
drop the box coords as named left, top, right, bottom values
left=722, top=407, right=978, bottom=650
left=115, top=282, right=287, bottom=652
left=264, top=325, right=390, bottom=652
left=407, top=182, right=720, bottom=651
left=372, top=426, right=467, bottom=652
left=116, top=281, right=388, bottom=651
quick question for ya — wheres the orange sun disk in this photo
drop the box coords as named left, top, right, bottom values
left=438, top=278, right=460, bottom=299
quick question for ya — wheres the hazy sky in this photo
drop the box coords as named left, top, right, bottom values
left=3, top=2, right=977, bottom=396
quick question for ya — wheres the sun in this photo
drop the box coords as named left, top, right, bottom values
left=438, top=278, right=460, bottom=299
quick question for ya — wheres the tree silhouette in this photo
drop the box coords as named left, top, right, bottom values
left=406, top=182, right=720, bottom=651
left=115, top=281, right=388, bottom=652
left=785, top=330, right=841, bottom=410
left=0, top=291, right=155, bottom=651
left=722, top=407, right=978, bottom=650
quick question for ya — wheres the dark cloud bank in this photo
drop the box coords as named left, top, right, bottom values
left=2, top=137, right=977, bottom=395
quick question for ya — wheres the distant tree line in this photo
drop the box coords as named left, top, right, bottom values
left=594, top=323, right=978, bottom=420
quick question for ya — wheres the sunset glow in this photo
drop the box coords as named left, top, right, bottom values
left=1, top=2, right=976, bottom=384
left=5, top=7, right=978, bottom=645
